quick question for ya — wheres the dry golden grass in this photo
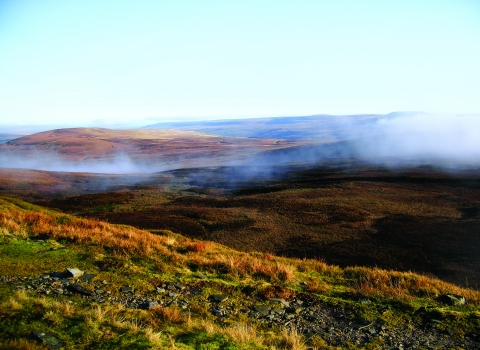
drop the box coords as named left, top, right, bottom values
left=151, top=305, right=185, bottom=324
left=345, top=266, right=480, bottom=303
left=0, top=208, right=173, bottom=257
left=224, top=324, right=264, bottom=346
left=185, top=241, right=211, bottom=253
left=275, top=327, right=307, bottom=350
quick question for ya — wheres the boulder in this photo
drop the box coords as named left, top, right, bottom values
left=65, top=268, right=84, bottom=278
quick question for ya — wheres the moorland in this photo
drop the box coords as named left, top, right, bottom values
left=1, top=115, right=480, bottom=349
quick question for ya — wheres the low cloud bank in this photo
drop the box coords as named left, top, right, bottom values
left=0, top=150, right=158, bottom=174
left=355, top=113, right=480, bottom=168
left=0, top=113, right=478, bottom=175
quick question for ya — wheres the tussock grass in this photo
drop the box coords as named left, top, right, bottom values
left=345, top=266, right=480, bottom=304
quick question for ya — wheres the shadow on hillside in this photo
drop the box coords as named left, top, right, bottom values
left=278, top=214, right=480, bottom=289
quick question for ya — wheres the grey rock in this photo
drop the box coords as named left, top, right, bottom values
left=142, top=300, right=158, bottom=309
left=269, top=298, right=290, bottom=307
left=211, top=309, right=223, bottom=316
left=67, top=284, right=94, bottom=296
left=210, top=294, right=228, bottom=303
left=120, top=286, right=133, bottom=293
left=65, top=268, right=84, bottom=278
left=32, top=332, right=63, bottom=350
left=50, top=272, right=67, bottom=279
left=174, top=284, right=186, bottom=290
left=254, top=305, right=271, bottom=315
left=188, top=288, right=202, bottom=296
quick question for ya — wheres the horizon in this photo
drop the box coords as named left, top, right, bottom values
left=1, top=1, right=479, bottom=129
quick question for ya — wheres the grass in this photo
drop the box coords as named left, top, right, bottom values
left=1, top=194, right=480, bottom=348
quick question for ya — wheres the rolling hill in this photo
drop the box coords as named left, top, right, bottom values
left=0, top=128, right=304, bottom=173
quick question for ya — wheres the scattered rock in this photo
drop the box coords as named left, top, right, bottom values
left=0, top=273, right=477, bottom=349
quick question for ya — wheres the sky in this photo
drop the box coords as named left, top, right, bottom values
left=0, top=0, right=479, bottom=131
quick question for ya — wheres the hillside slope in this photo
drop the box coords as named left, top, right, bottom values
left=1, top=195, right=480, bottom=349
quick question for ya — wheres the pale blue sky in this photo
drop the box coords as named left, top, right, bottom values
left=0, top=0, right=479, bottom=129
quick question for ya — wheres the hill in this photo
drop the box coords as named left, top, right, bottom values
left=144, top=114, right=381, bottom=140
left=0, top=128, right=304, bottom=173
left=1, top=194, right=480, bottom=349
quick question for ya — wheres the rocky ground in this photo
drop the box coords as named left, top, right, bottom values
left=2, top=269, right=479, bottom=349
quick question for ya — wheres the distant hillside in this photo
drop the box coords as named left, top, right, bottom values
left=0, top=127, right=304, bottom=173
left=144, top=114, right=382, bottom=140
left=0, top=133, right=23, bottom=144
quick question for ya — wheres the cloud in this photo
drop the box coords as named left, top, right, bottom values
left=0, top=149, right=157, bottom=174
left=356, top=113, right=480, bottom=167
